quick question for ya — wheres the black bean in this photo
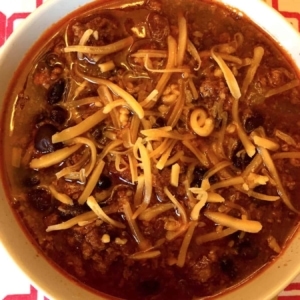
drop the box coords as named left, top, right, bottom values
left=23, top=175, right=40, bottom=187
left=35, top=111, right=48, bottom=123
left=231, top=142, right=253, bottom=170
left=138, top=279, right=160, bottom=296
left=152, top=116, right=166, bottom=128
left=45, top=53, right=62, bottom=67
left=47, top=78, right=66, bottom=105
left=244, top=112, right=264, bottom=133
left=34, top=124, right=58, bottom=153
left=98, top=174, right=112, bottom=190
left=237, top=239, right=259, bottom=260
left=91, top=126, right=104, bottom=141
left=147, top=12, right=170, bottom=42
left=220, top=256, right=237, bottom=279
left=145, top=0, right=162, bottom=11
left=124, top=18, right=135, bottom=36
left=191, top=166, right=208, bottom=187
left=27, top=188, right=52, bottom=211
left=232, top=148, right=253, bottom=170
left=50, top=106, right=68, bottom=125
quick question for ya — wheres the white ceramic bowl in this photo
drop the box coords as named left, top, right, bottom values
left=0, top=1, right=300, bottom=299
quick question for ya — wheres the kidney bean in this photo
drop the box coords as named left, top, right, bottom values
left=47, top=78, right=66, bottom=105
left=34, top=124, right=58, bottom=153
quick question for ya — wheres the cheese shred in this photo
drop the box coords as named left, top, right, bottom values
left=87, top=196, right=125, bottom=229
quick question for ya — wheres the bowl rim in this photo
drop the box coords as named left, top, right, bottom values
left=0, top=1, right=300, bottom=300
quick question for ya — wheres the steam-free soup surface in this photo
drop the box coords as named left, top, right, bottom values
left=2, top=0, right=300, bottom=299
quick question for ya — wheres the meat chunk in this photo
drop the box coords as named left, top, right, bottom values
left=147, top=12, right=170, bottom=42
left=267, top=69, right=285, bottom=87
left=188, top=256, right=213, bottom=283
left=56, top=178, right=84, bottom=200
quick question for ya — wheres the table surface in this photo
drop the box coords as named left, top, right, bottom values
left=1, top=0, right=300, bottom=299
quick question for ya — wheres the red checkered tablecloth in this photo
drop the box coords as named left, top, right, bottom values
left=0, top=0, right=300, bottom=299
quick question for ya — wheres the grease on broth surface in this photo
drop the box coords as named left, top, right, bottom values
left=2, top=0, right=300, bottom=299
